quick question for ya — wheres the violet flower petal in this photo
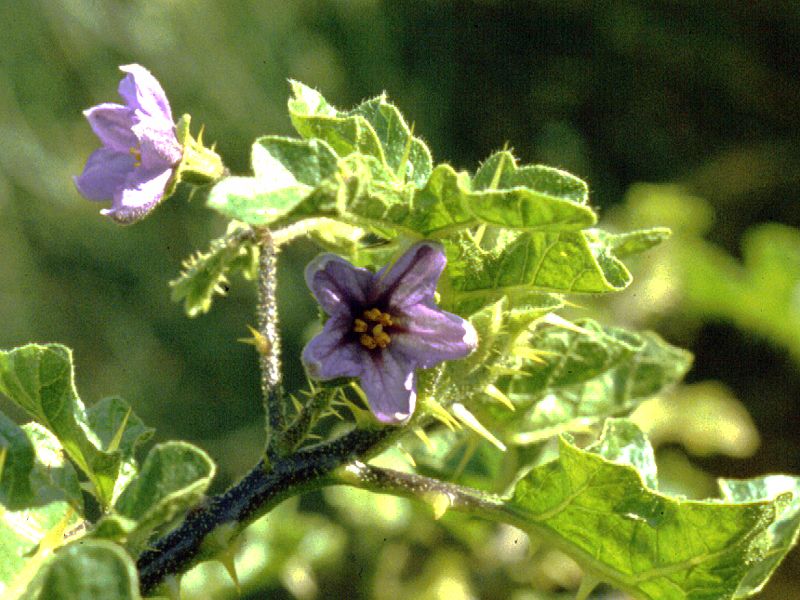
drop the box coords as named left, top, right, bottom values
left=391, top=302, right=478, bottom=369
left=84, top=103, right=137, bottom=152
left=305, top=254, right=374, bottom=316
left=373, top=242, right=446, bottom=309
left=73, top=148, right=136, bottom=201
left=132, top=120, right=184, bottom=168
left=301, top=313, right=365, bottom=380
left=118, top=64, right=173, bottom=121
left=359, top=351, right=417, bottom=424
left=102, top=168, right=173, bottom=224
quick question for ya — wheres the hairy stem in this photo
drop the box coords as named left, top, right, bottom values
left=255, top=227, right=285, bottom=454
left=332, top=462, right=506, bottom=516
left=136, top=425, right=397, bottom=594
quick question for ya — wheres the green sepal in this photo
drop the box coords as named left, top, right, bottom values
left=174, top=113, right=225, bottom=186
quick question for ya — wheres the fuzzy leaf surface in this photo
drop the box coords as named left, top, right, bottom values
left=0, top=421, right=82, bottom=595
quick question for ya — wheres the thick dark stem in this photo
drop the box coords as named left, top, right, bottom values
left=136, top=426, right=394, bottom=594
left=255, top=227, right=285, bottom=453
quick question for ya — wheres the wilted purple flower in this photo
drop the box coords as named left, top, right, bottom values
left=74, top=64, right=183, bottom=224
left=302, top=242, right=478, bottom=424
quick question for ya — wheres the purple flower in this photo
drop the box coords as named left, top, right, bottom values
left=302, top=242, right=478, bottom=424
left=74, top=64, right=183, bottom=224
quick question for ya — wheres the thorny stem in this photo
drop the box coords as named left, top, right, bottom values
left=279, top=387, right=336, bottom=453
left=255, top=227, right=285, bottom=455
left=136, top=425, right=397, bottom=594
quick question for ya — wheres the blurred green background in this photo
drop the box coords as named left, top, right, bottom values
left=1, top=1, right=799, bottom=598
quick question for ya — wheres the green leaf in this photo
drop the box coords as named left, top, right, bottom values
left=170, top=224, right=258, bottom=317
left=590, top=227, right=672, bottom=258
left=86, top=397, right=153, bottom=458
left=508, top=323, right=692, bottom=444
left=402, top=162, right=596, bottom=237
left=446, top=229, right=632, bottom=301
left=677, top=223, right=800, bottom=364
left=35, top=540, right=140, bottom=600
left=507, top=419, right=794, bottom=600
left=114, top=441, right=215, bottom=552
left=589, top=418, right=658, bottom=489
left=350, top=93, right=433, bottom=186
left=289, top=81, right=435, bottom=187
left=719, top=475, right=800, bottom=597
left=288, top=81, right=384, bottom=165
left=473, top=150, right=588, bottom=202
left=86, top=397, right=154, bottom=504
left=22, top=423, right=84, bottom=511
left=207, top=136, right=339, bottom=226
left=89, top=514, right=138, bottom=545
left=516, top=319, right=643, bottom=392
left=0, top=345, right=120, bottom=506
left=0, top=411, right=35, bottom=509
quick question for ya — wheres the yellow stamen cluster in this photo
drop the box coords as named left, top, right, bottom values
left=129, top=146, right=142, bottom=168
left=355, top=308, right=394, bottom=350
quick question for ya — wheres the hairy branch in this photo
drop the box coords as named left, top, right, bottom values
left=254, top=227, right=285, bottom=455
left=332, top=462, right=506, bottom=516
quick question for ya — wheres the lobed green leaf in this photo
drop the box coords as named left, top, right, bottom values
left=446, top=229, right=632, bottom=302
left=719, top=476, right=800, bottom=597
left=507, top=419, right=798, bottom=600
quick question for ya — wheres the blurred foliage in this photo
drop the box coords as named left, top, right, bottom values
left=2, top=1, right=800, bottom=598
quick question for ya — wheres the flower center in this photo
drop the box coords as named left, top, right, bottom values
left=354, top=308, right=394, bottom=350
left=129, top=146, right=142, bottom=168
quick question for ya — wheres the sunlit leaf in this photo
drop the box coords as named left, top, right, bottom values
left=207, top=136, right=339, bottom=226
left=506, top=420, right=797, bottom=600
left=0, top=420, right=82, bottom=596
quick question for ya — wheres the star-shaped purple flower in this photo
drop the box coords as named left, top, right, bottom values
left=302, top=242, right=478, bottom=424
left=74, top=64, right=183, bottom=224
